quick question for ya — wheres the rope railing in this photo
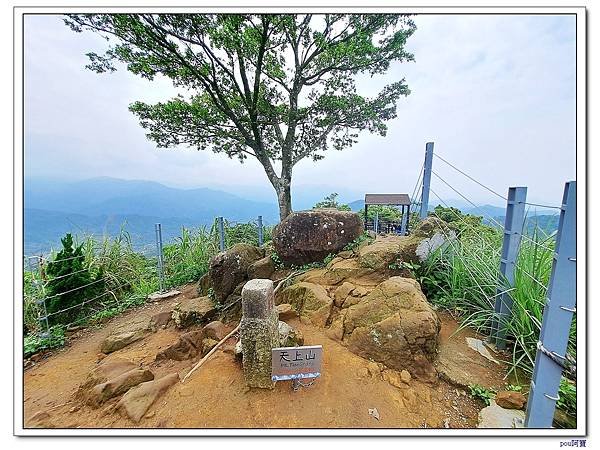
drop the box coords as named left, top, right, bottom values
left=429, top=188, right=502, bottom=255
left=45, top=280, right=132, bottom=318
left=519, top=234, right=556, bottom=254
left=42, top=277, right=107, bottom=301
left=431, top=170, right=506, bottom=230
left=433, top=152, right=508, bottom=201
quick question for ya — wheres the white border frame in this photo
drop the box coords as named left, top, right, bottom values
left=13, top=4, right=587, bottom=437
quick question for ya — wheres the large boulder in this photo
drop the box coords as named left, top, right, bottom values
left=340, top=276, right=441, bottom=381
left=209, top=243, right=264, bottom=302
left=272, top=209, right=362, bottom=266
left=247, top=256, right=276, bottom=280
left=356, top=218, right=456, bottom=270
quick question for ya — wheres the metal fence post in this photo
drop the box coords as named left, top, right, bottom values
left=525, top=181, right=576, bottom=428
left=257, top=215, right=264, bottom=246
left=218, top=216, right=225, bottom=251
left=374, top=211, right=379, bottom=234
left=400, top=205, right=409, bottom=236
left=490, top=186, right=527, bottom=349
left=420, top=142, right=434, bottom=219
left=154, top=223, right=165, bottom=292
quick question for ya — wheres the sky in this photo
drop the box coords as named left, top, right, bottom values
left=24, top=14, right=576, bottom=207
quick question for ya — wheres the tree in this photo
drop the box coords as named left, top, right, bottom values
left=65, top=14, right=416, bottom=220
left=362, top=205, right=402, bottom=221
left=45, top=234, right=104, bottom=325
left=313, top=192, right=351, bottom=211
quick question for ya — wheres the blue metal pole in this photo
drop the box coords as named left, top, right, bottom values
left=420, top=142, right=434, bottom=219
left=525, top=181, right=576, bottom=428
left=218, top=217, right=225, bottom=251
left=257, top=215, right=264, bottom=246
left=154, top=223, right=165, bottom=292
left=400, top=205, right=409, bottom=236
left=491, top=186, right=527, bottom=349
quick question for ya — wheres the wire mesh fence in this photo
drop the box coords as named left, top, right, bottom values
left=22, top=216, right=273, bottom=356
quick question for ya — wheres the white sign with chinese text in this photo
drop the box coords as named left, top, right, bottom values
left=271, top=345, right=323, bottom=381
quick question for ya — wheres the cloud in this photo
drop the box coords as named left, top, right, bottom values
left=24, top=13, right=576, bottom=206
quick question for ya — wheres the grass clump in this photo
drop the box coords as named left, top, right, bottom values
left=412, top=207, right=576, bottom=421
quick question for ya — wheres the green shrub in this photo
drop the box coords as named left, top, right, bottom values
left=45, top=234, right=105, bottom=325
left=24, top=325, right=65, bottom=357
left=313, top=193, right=351, bottom=211
left=469, top=384, right=496, bottom=406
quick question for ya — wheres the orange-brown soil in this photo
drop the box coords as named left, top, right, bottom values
left=23, top=287, right=509, bottom=429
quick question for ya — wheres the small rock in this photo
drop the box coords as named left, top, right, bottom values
left=382, top=370, right=409, bottom=388
left=276, top=303, right=298, bottom=321
left=87, top=368, right=155, bottom=408
left=333, top=282, right=355, bottom=307
left=247, top=256, right=276, bottom=280
left=96, top=353, right=106, bottom=361
left=357, top=367, right=369, bottom=378
left=277, top=321, right=304, bottom=347
left=172, top=296, right=217, bottom=328
left=148, top=290, right=181, bottom=302
left=203, top=320, right=228, bottom=341
left=368, top=407, right=380, bottom=421
left=400, top=370, right=412, bottom=384
left=155, top=331, right=204, bottom=361
left=148, top=311, right=173, bottom=331
left=477, top=400, right=525, bottom=428
left=367, top=361, right=382, bottom=378
left=495, top=391, right=527, bottom=410
left=234, top=340, right=243, bottom=360
left=101, top=329, right=147, bottom=354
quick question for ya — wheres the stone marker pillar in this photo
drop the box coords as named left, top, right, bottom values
left=240, top=279, right=280, bottom=389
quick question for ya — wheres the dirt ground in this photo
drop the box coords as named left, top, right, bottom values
left=23, top=287, right=510, bottom=429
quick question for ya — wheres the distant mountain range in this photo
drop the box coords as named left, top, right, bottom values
left=23, top=177, right=280, bottom=255
left=23, top=177, right=560, bottom=255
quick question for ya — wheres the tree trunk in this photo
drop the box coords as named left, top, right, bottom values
left=276, top=182, right=292, bottom=221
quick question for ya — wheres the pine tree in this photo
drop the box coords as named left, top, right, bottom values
left=45, top=234, right=104, bottom=324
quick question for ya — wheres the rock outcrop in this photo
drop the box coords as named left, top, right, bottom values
left=116, top=373, right=180, bottom=423
left=100, top=329, right=147, bottom=354
left=172, top=296, right=217, bottom=328
left=275, top=282, right=333, bottom=327
left=76, top=358, right=154, bottom=408
left=272, top=209, right=362, bottom=265
left=155, top=330, right=205, bottom=361
left=338, top=277, right=440, bottom=381
left=247, top=256, right=276, bottom=280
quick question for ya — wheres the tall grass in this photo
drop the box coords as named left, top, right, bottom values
left=23, top=220, right=274, bottom=347
left=416, top=213, right=576, bottom=421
